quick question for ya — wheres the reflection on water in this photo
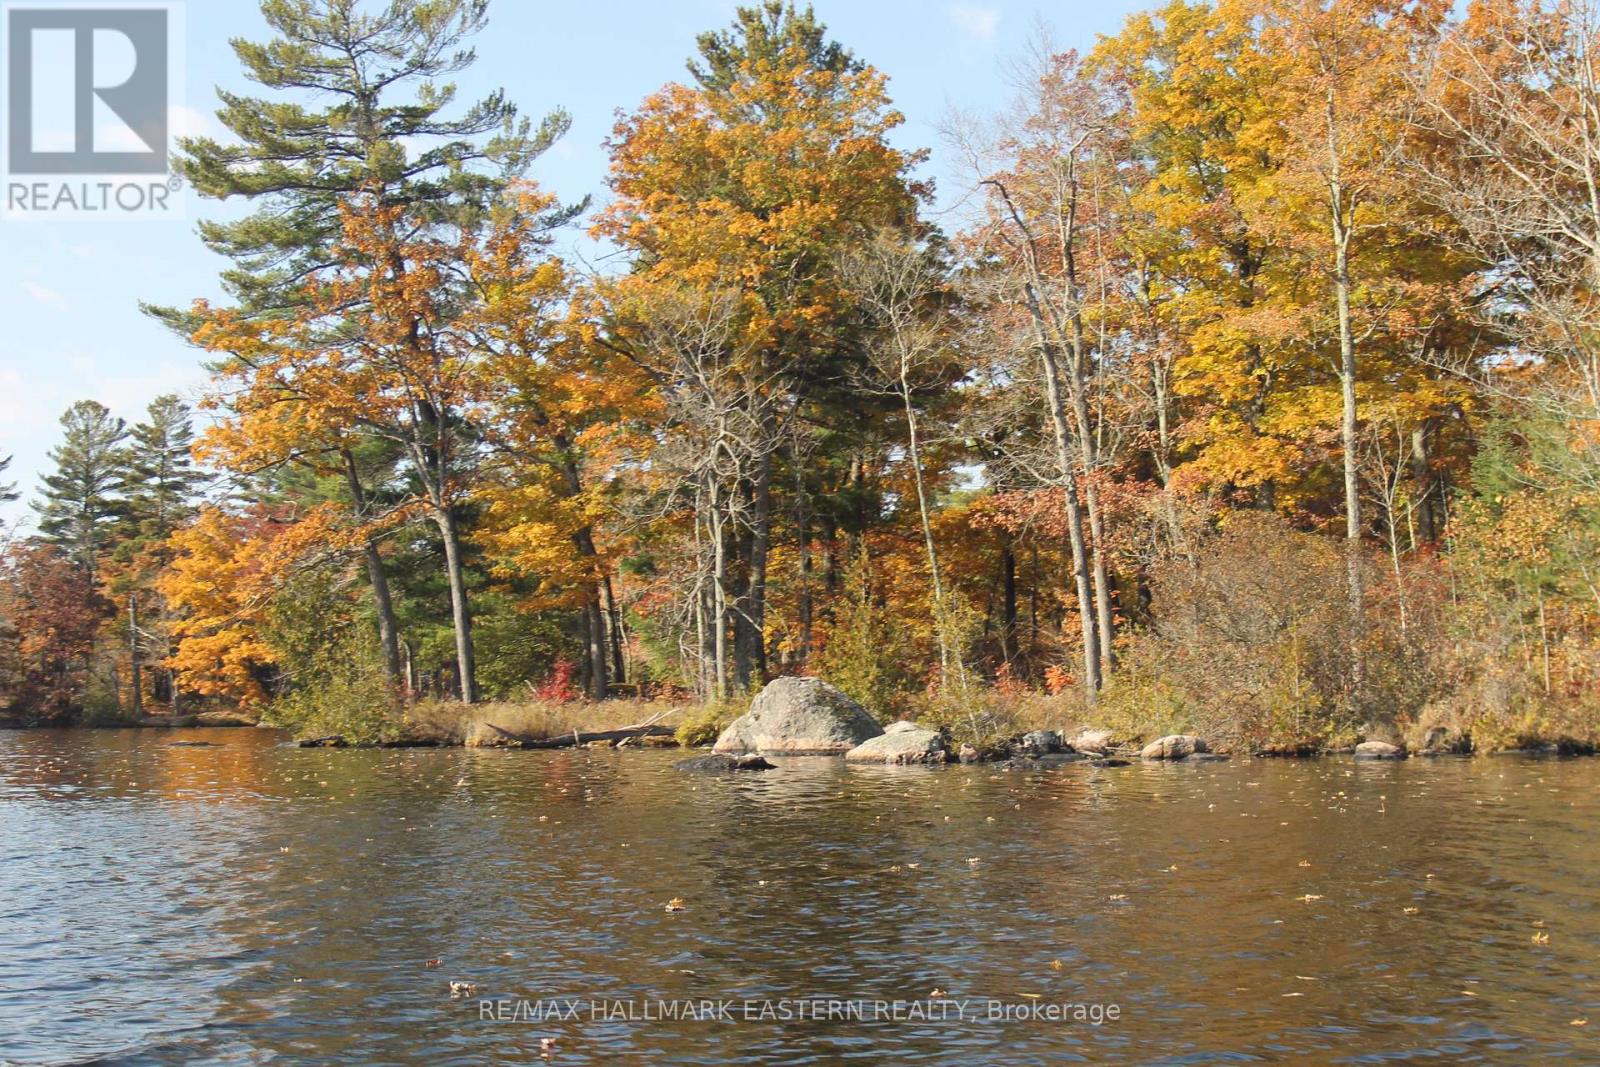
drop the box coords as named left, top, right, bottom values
left=1, top=728, right=1597, bottom=1065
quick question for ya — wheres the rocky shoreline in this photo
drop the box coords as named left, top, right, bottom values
left=9, top=676, right=1595, bottom=761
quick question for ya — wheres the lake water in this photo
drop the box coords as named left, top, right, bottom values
left=1, top=728, right=1597, bottom=1065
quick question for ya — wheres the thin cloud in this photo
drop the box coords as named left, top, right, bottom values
left=948, top=2, right=1000, bottom=46
left=21, top=282, right=67, bottom=310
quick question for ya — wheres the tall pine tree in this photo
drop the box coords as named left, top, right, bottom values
left=34, top=401, right=128, bottom=580
left=157, top=0, right=578, bottom=700
left=124, top=395, right=206, bottom=542
left=115, top=395, right=208, bottom=716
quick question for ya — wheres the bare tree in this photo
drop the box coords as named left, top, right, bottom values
left=606, top=283, right=788, bottom=698
left=946, top=38, right=1133, bottom=697
left=1412, top=0, right=1600, bottom=491
left=840, top=230, right=969, bottom=687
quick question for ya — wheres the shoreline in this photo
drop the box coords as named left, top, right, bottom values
left=4, top=716, right=1594, bottom=762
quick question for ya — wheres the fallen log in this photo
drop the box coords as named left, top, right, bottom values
left=480, top=721, right=678, bottom=749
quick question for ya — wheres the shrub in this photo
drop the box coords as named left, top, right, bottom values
left=1084, top=514, right=1450, bottom=752
left=674, top=694, right=748, bottom=747
left=815, top=549, right=918, bottom=718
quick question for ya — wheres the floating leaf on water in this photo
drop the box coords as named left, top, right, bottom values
left=424, top=958, right=442, bottom=969
left=664, top=898, right=687, bottom=913
left=930, top=988, right=946, bottom=998
left=449, top=981, right=477, bottom=998
left=1296, top=894, right=1324, bottom=902
left=1298, top=860, right=1312, bottom=868
left=1050, top=959, right=1064, bottom=971
left=1531, top=931, right=1550, bottom=945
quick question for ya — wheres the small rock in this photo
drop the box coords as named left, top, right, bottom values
left=1017, top=730, right=1062, bottom=756
left=586, top=739, right=616, bottom=749
left=1090, top=757, right=1132, bottom=768
left=1070, top=729, right=1114, bottom=754
left=1006, top=752, right=1086, bottom=770
left=845, top=726, right=947, bottom=765
left=1354, top=741, right=1406, bottom=760
left=1359, top=721, right=1405, bottom=747
left=884, top=720, right=920, bottom=735
left=957, top=743, right=981, bottom=764
left=1140, top=734, right=1208, bottom=760
left=675, top=753, right=776, bottom=773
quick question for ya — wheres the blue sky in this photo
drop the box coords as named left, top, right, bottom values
left=0, top=0, right=1148, bottom=527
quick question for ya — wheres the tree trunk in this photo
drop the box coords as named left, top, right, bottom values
left=1074, top=411, right=1117, bottom=674
left=1410, top=422, right=1435, bottom=544
left=1336, top=235, right=1363, bottom=618
left=1022, top=282, right=1102, bottom=698
left=582, top=592, right=607, bottom=701
left=734, top=447, right=773, bottom=690
left=341, top=449, right=403, bottom=688
left=710, top=479, right=730, bottom=699
left=129, top=596, right=142, bottom=718
left=1327, top=91, right=1364, bottom=623
left=1001, top=540, right=1017, bottom=664
left=603, top=575, right=626, bottom=686
left=435, top=507, right=478, bottom=704
left=902, top=378, right=959, bottom=684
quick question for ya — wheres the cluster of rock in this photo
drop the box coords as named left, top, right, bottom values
left=702, top=677, right=1238, bottom=769
left=1137, top=734, right=1228, bottom=762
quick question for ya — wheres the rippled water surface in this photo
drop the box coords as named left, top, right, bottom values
left=1, top=728, right=1598, bottom=1065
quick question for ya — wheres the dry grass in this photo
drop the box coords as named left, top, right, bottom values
left=404, top=698, right=689, bottom=745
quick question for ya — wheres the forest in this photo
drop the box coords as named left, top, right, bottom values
left=2, top=0, right=1597, bottom=755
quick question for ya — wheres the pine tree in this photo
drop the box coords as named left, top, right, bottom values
left=33, top=401, right=128, bottom=579
left=160, top=0, right=575, bottom=317
left=115, top=395, right=207, bottom=716
left=0, top=455, right=17, bottom=504
left=159, top=0, right=578, bottom=698
left=124, top=395, right=206, bottom=542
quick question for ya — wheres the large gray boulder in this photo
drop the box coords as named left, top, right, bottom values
left=1354, top=740, right=1406, bottom=760
left=1140, top=734, right=1209, bottom=760
left=845, top=725, right=947, bottom=765
left=713, top=677, right=884, bottom=756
